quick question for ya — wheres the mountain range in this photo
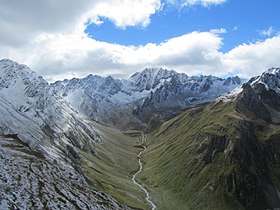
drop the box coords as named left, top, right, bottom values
left=1, top=58, right=280, bottom=210
left=52, top=67, right=242, bottom=129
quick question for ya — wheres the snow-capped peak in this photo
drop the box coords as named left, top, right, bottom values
left=248, top=67, right=280, bottom=91
left=129, top=67, right=178, bottom=82
left=265, top=67, right=280, bottom=75
left=0, top=59, right=100, bottom=163
left=129, top=67, right=187, bottom=91
left=52, top=66, right=243, bottom=127
left=218, top=67, right=280, bottom=102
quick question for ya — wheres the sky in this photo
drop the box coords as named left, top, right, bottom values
left=0, top=0, right=280, bottom=82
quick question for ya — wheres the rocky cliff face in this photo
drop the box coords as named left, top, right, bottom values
left=197, top=119, right=280, bottom=209
left=129, top=67, right=184, bottom=91
left=195, top=68, right=280, bottom=209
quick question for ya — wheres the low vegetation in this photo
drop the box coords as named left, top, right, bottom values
left=79, top=122, right=151, bottom=209
left=140, top=97, right=280, bottom=209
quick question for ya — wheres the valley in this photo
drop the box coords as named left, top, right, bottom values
left=78, top=122, right=152, bottom=209
left=78, top=122, right=157, bottom=209
left=131, top=133, right=157, bottom=210
left=1, top=59, right=280, bottom=210
left=1, top=0, right=280, bottom=209
left=139, top=69, right=280, bottom=209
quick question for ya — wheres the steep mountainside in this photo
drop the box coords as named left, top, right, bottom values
left=0, top=59, right=101, bottom=162
left=52, top=67, right=243, bottom=129
left=0, top=135, right=128, bottom=210
left=141, top=68, right=280, bottom=210
left=0, top=59, right=133, bottom=209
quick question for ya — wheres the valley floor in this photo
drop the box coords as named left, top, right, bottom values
left=132, top=133, right=157, bottom=210
left=79, top=122, right=154, bottom=209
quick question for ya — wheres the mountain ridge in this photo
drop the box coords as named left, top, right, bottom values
left=0, top=59, right=136, bottom=209
left=140, top=67, right=280, bottom=210
left=52, top=66, right=244, bottom=129
left=0, top=59, right=100, bottom=162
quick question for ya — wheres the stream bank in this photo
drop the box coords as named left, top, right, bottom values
left=132, top=133, right=156, bottom=210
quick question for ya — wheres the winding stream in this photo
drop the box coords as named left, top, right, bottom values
left=132, top=134, right=156, bottom=210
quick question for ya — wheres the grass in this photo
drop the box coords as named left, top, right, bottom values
left=79, top=122, right=150, bottom=209
left=139, top=100, right=250, bottom=209
left=138, top=95, right=280, bottom=210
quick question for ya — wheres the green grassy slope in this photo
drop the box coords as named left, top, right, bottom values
left=140, top=97, right=280, bottom=210
left=79, top=122, right=150, bottom=209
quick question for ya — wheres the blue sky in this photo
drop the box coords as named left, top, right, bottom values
left=0, top=0, right=280, bottom=81
left=86, top=0, right=280, bottom=52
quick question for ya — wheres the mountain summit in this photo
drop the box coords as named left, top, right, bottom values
left=129, top=67, right=182, bottom=91
left=0, top=59, right=100, bottom=161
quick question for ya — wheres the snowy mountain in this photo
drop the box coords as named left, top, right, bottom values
left=129, top=67, right=186, bottom=91
left=248, top=67, right=280, bottom=90
left=53, top=67, right=243, bottom=127
left=0, top=59, right=100, bottom=162
left=51, top=68, right=173, bottom=124
left=219, top=67, right=280, bottom=102
left=0, top=59, right=134, bottom=209
left=134, top=74, right=242, bottom=120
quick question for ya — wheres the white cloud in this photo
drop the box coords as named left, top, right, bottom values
left=87, top=0, right=163, bottom=28
left=0, top=0, right=94, bottom=46
left=210, top=28, right=227, bottom=34
left=258, top=26, right=275, bottom=37
left=166, top=0, right=226, bottom=7
left=3, top=26, right=280, bottom=82
left=1, top=31, right=223, bottom=81
left=233, top=26, right=239, bottom=31
left=224, top=35, right=280, bottom=78
left=0, top=0, right=162, bottom=47
left=0, top=1, right=279, bottom=82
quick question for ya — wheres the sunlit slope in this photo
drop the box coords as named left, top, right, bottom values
left=141, top=83, right=280, bottom=210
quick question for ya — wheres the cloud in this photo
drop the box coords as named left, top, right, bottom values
left=3, top=25, right=280, bottom=82
left=166, top=0, right=226, bottom=7
left=210, top=28, right=227, bottom=34
left=0, top=1, right=279, bottom=82
left=258, top=26, right=275, bottom=37
left=1, top=31, right=223, bottom=81
left=0, top=0, right=162, bottom=47
left=233, top=26, right=239, bottom=31
left=87, top=0, right=163, bottom=28
left=224, top=35, right=280, bottom=78
left=0, top=0, right=94, bottom=46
